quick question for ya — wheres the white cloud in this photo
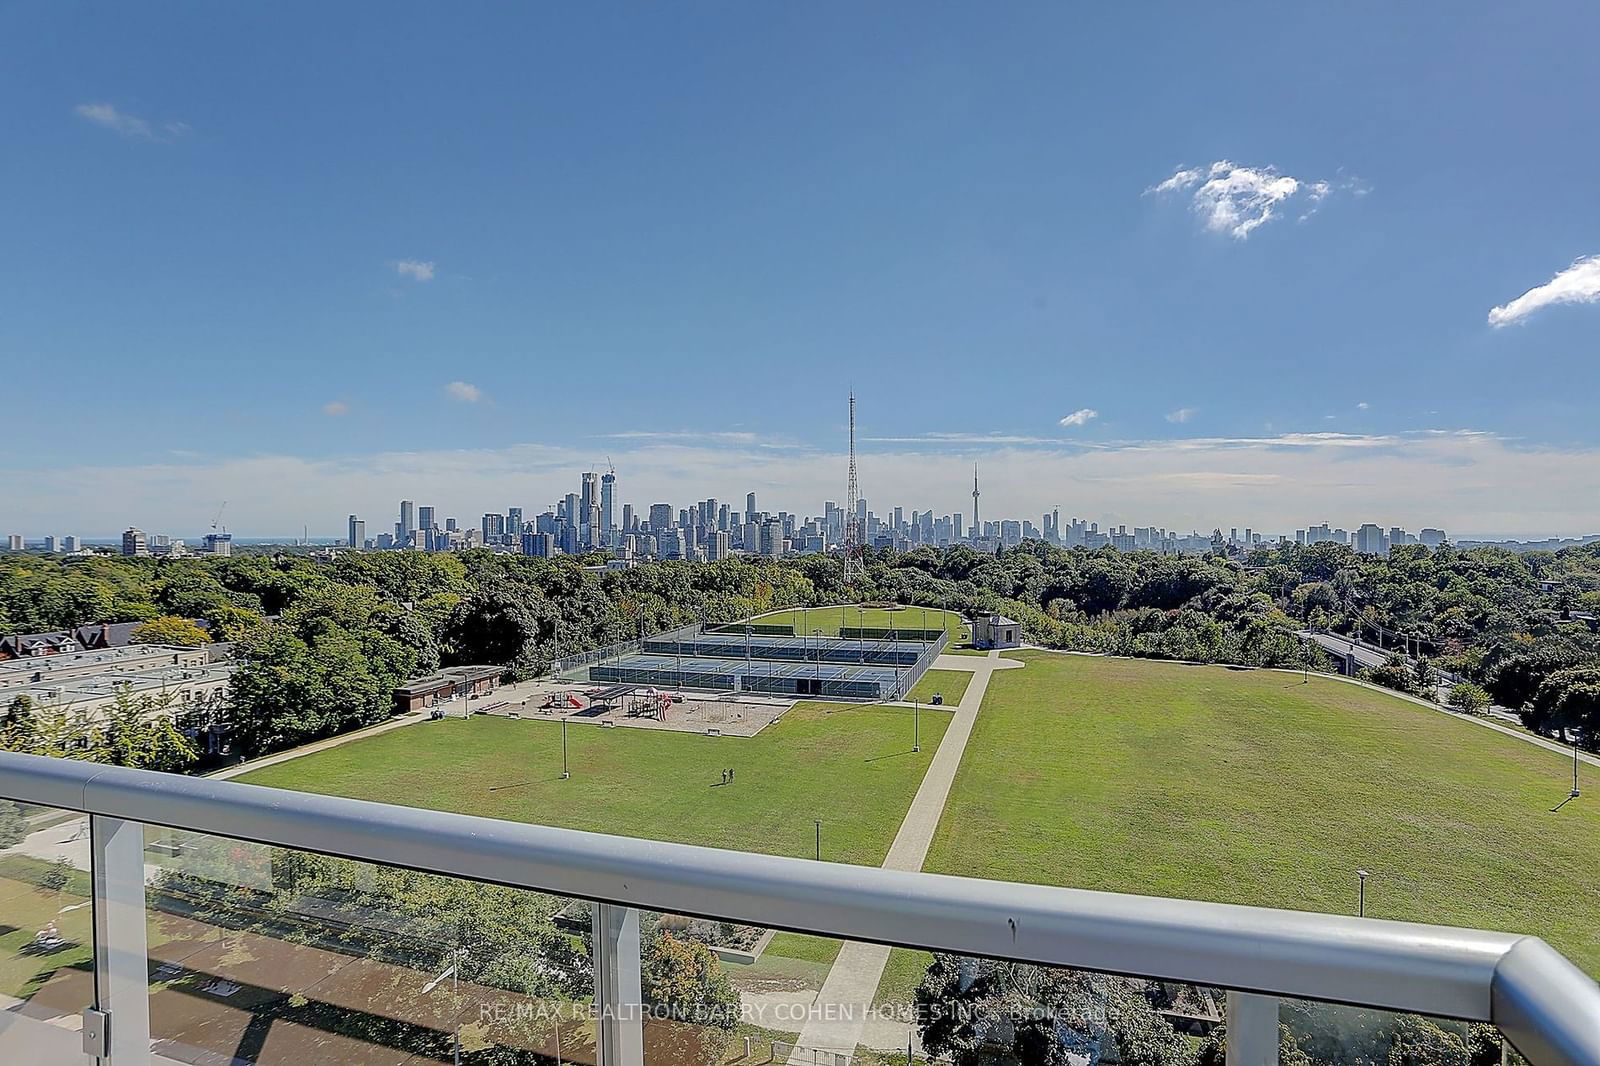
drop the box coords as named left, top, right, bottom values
left=1488, top=255, right=1600, bottom=327
left=1148, top=161, right=1356, bottom=239
left=395, top=259, right=436, bottom=282
left=444, top=381, right=482, bottom=403
left=75, top=103, right=186, bottom=142
left=1356, top=402, right=1370, bottom=410
left=7, top=427, right=1600, bottom=540
left=1165, top=407, right=1198, bottom=424
left=1059, top=408, right=1098, bottom=428
left=322, top=401, right=349, bottom=416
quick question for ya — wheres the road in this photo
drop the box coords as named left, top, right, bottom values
left=784, top=650, right=1024, bottom=1066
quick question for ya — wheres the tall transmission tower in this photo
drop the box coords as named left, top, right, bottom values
left=844, top=392, right=861, bottom=582
left=972, top=464, right=980, bottom=533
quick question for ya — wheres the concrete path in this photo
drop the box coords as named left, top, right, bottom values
left=786, top=652, right=1023, bottom=1065
left=207, top=709, right=430, bottom=781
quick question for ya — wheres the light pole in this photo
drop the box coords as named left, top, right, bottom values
left=1356, top=869, right=1369, bottom=917
left=914, top=698, right=920, bottom=753
left=561, top=718, right=569, bottom=779
left=815, top=819, right=822, bottom=861
left=1573, top=738, right=1582, bottom=799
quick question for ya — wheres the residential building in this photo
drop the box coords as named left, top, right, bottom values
left=122, top=528, right=148, bottom=557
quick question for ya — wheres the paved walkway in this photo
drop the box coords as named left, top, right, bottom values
left=786, top=651, right=1024, bottom=1065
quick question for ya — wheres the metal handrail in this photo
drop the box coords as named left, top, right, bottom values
left=0, top=750, right=1595, bottom=1066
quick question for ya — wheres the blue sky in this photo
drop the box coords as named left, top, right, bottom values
left=4, top=4, right=1599, bottom=538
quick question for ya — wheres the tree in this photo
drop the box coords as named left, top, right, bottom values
left=440, top=574, right=557, bottom=679
left=916, top=955, right=1194, bottom=1066
left=641, top=930, right=740, bottom=1030
left=130, top=615, right=210, bottom=647
left=1448, top=682, right=1492, bottom=716
left=90, top=690, right=198, bottom=772
left=1366, top=654, right=1417, bottom=696
left=0, top=800, right=29, bottom=849
left=40, top=856, right=72, bottom=899
left=1529, top=664, right=1600, bottom=745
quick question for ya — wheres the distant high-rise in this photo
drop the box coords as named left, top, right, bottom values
left=43, top=535, right=59, bottom=553
left=508, top=507, right=524, bottom=537
left=581, top=472, right=601, bottom=547
left=1355, top=523, right=1388, bottom=556
left=648, top=503, right=672, bottom=530
left=601, top=469, right=616, bottom=535
left=5, top=535, right=22, bottom=552
left=348, top=515, right=365, bottom=549
left=746, top=492, right=757, bottom=522
left=62, top=536, right=80, bottom=552
left=122, top=528, right=148, bottom=557
left=399, top=500, right=416, bottom=542
left=418, top=506, right=435, bottom=533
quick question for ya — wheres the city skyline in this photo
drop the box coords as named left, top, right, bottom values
left=6, top=427, right=1600, bottom=543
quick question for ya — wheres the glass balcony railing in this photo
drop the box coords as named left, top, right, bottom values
left=0, top=749, right=1595, bottom=1066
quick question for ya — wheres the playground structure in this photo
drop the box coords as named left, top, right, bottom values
left=463, top=677, right=785, bottom=738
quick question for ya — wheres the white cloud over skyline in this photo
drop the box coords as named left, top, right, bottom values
left=1059, top=408, right=1098, bottom=427
left=7, top=428, right=1598, bottom=541
left=1165, top=407, right=1197, bottom=424
left=1488, top=255, right=1600, bottom=327
left=395, top=259, right=436, bottom=282
left=74, top=103, right=188, bottom=142
left=444, top=381, right=482, bottom=403
left=1148, top=161, right=1354, bottom=239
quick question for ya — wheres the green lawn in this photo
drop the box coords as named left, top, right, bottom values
left=238, top=702, right=951, bottom=869
left=922, top=651, right=1600, bottom=975
left=906, top=669, right=971, bottom=705
left=757, top=606, right=966, bottom=640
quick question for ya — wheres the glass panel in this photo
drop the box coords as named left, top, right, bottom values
left=0, top=802, right=94, bottom=1064
left=629, top=908, right=804, bottom=1066
left=647, top=925, right=1530, bottom=1066
left=144, top=826, right=595, bottom=1065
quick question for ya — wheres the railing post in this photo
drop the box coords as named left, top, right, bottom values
left=91, top=815, right=150, bottom=1065
left=1225, top=992, right=1279, bottom=1066
left=593, top=903, right=644, bottom=1066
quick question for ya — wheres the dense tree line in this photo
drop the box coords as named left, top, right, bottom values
left=4, top=536, right=1598, bottom=760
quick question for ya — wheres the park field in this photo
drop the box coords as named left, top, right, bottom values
left=922, top=651, right=1600, bottom=974
left=237, top=702, right=951, bottom=869
left=755, top=605, right=967, bottom=642
left=906, top=668, right=971, bottom=705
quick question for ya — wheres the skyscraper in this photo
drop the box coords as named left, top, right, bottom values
left=348, top=515, right=365, bottom=549
left=399, top=500, right=416, bottom=543
left=746, top=492, right=757, bottom=522
left=601, top=469, right=616, bottom=536
left=418, top=506, right=435, bottom=533
left=508, top=507, right=524, bottom=537
left=581, top=472, right=600, bottom=548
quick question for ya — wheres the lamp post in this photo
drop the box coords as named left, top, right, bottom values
left=561, top=718, right=569, bottom=779
left=1356, top=869, right=1369, bottom=917
left=1573, top=738, right=1582, bottom=799
left=815, top=819, right=822, bottom=861
left=914, top=699, right=920, bottom=753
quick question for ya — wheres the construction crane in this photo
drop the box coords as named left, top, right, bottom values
left=210, top=501, right=227, bottom=533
